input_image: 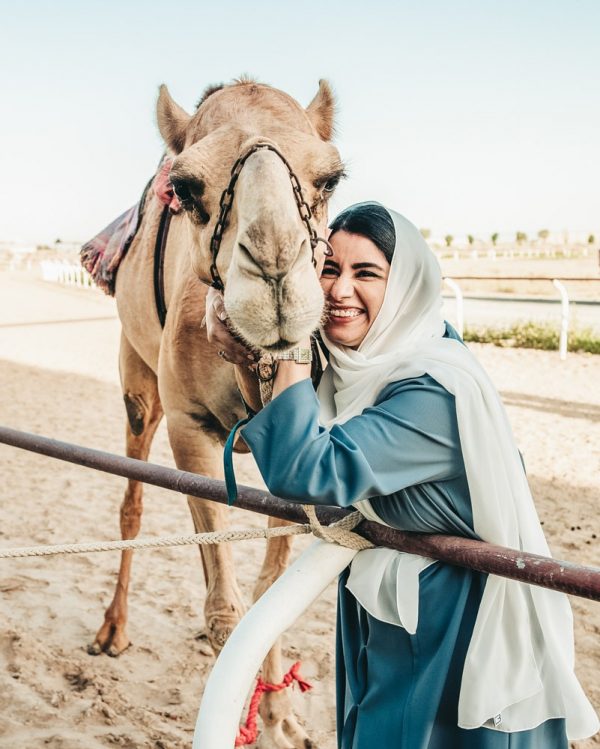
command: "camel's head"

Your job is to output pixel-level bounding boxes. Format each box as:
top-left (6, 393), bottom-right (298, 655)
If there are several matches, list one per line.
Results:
top-left (157, 79), bottom-right (344, 352)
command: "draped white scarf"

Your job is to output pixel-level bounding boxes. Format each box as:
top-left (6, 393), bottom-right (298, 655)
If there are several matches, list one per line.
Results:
top-left (316, 207), bottom-right (598, 738)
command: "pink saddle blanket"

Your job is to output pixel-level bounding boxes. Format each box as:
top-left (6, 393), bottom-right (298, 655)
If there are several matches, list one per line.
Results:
top-left (80, 157), bottom-right (180, 295)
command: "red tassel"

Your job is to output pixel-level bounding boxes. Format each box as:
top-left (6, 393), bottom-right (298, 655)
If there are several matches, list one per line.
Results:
top-left (234, 662), bottom-right (312, 747)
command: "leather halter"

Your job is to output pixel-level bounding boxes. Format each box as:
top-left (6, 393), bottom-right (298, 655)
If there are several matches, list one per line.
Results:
top-left (152, 143), bottom-right (332, 328)
top-left (153, 206), bottom-right (171, 328)
top-left (208, 142), bottom-right (332, 292)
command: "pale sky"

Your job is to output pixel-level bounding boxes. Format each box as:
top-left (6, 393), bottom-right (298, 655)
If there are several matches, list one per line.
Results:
top-left (1, 0), bottom-right (599, 244)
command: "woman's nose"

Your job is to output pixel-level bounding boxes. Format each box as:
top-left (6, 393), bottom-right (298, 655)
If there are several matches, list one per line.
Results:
top-left (329, 276), bottom-right (354, 301)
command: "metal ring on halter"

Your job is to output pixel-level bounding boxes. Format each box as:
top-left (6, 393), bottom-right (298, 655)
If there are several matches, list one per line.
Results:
top-left (218, 350), bottom-right (227, 360)
top-left (313, 236), bottom-right (334, 257)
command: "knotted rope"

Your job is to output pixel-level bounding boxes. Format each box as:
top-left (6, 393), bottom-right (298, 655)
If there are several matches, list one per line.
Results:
top-left (0, 508), bottom-right (371, 559)
top-left (302, 505), bottom-right (374, 551)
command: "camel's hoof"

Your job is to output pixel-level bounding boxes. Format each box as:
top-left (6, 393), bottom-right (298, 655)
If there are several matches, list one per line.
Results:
top-left (107, 641), bottom-right (130, 657)
top-left (206, 616), bottom-right (238, 654)
top-left (258, 716), bottom-right (316, 749)
top-left (87, 641), bottom-right (103, 656)
top-left (88, 622), bottom-right (130, 657)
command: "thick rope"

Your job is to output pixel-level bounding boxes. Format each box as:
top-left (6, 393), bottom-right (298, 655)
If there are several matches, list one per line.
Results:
top-left (0, 525), bottom-right (310, 559)
top-left (0, 507), bottom-right (371, 559)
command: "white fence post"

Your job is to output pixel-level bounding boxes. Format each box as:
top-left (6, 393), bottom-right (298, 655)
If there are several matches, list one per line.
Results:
top-left (552, 279), bottom-right (569, 360)
top-left (193, 540), bottom-right (357, 749)
top-left (444, 277), bottom-right (464, 338)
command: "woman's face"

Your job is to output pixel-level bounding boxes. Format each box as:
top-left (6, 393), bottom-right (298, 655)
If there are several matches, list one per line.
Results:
top-left (320, 230), bottom-right (390, 349)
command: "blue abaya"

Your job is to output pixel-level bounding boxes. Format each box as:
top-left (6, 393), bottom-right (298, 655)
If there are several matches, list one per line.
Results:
top-left (240, 331), bottom-right (567, 748)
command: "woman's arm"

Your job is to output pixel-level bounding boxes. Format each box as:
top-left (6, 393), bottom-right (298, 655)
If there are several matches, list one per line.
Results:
top-left (242, 377), bottom-right (464, 507)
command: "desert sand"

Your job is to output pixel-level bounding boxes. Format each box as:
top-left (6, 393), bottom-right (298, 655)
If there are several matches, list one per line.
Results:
top-left (0, 270), bottom-right (598, 748)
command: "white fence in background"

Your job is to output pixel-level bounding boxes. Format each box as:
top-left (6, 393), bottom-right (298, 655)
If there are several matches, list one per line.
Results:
top-left (40, 260), bottom-right (95, 289)
top-left (443, 277), bottom-right (574, 359)
top-left (443, 278), bottom-right (464, 337)
top-left (436, 245), bottom-right (595, 262)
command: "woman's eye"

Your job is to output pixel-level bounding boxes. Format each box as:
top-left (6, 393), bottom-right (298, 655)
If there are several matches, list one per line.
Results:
top-left (320, 268), bottom-right (339, 277)
top-left (356, 270), bottom-right (378, 278)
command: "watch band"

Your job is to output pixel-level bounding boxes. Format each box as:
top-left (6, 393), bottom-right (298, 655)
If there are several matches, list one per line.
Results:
top-left (273, 347), bottom-right (312, 364)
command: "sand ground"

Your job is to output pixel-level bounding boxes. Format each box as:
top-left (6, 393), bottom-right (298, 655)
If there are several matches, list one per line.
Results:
top-left (0, 271), bottom-right (598, 748)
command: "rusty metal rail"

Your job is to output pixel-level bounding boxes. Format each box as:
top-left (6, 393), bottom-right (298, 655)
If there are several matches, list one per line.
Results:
top-left (1, 425), bottom-right (599, 602)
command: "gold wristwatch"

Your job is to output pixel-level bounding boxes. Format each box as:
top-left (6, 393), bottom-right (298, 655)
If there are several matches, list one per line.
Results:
top-left (273, 347), bottom-right (313, 364)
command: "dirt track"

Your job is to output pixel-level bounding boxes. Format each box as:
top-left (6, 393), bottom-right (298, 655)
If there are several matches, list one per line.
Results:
top-left (0, 271), bottom-right (598, 748)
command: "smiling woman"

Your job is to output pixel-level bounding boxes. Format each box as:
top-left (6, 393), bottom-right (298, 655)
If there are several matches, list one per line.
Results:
top-left (208, 201), bottom-right (598, 748)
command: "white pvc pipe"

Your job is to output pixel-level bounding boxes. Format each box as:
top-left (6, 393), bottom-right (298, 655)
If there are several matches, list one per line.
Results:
top-left (193, 539), bottom-right (357, 749)
top-left (552, 279), bottom-right (569, 360)
top-left (444, 277), bottom-right (464, 338)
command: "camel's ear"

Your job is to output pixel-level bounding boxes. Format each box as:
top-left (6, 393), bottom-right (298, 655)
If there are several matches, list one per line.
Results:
top-left (306, 79), bottom-right (336, 141)
top-left (157, 84), bottom-right (192, 155)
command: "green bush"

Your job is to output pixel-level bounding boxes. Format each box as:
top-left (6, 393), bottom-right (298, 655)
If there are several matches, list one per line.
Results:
top-left (463, 322), bottom-right (600, 354)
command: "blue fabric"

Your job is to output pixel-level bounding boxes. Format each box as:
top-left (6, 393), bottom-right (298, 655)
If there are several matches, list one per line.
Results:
top-left (223, 417), bottom-right (250, 505)
top-left (240, 324), bottom-right (567, 748)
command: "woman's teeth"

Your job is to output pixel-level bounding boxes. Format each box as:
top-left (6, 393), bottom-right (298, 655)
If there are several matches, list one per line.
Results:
top-left (330, 309), bottom-right (362, 318)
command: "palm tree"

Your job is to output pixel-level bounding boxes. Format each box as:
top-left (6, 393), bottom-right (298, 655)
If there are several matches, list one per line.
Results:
top-left (444, 234), bottom-right (454, 248)
top-left (537, 229), bottom-right (549, 242)
top-left (588, 234), bottom-right (595, 246)
top-left (467, 234), bottom-right (475, 246)
top-left (516, 231), bottom-right (527, 245)
top-left (490, 232), bottom-right (499, 246)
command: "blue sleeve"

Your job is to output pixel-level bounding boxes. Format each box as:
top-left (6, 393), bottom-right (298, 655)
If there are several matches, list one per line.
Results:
top-left (241, 376), bottom-right (465, 507)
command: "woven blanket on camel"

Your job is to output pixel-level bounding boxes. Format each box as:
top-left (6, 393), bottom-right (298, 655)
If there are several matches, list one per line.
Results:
top-left (80, 157), bottom-right (181, 296)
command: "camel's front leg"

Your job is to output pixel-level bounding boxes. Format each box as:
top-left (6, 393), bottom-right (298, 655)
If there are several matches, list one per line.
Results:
top-left (255, 517), bottom-right (315, 749)
top-left (166, 414), bottom-right (245, 654)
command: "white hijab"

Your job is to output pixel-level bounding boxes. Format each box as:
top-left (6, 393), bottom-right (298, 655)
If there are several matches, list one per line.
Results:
top-left (317, 206), bottom-right (598, 738)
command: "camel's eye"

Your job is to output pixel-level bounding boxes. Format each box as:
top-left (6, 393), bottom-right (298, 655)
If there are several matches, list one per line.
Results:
top-left (315, 170), bottom-right (345, 198)
top-left (322, 176), bottom-right (340, 193)
top-left (170, 175), bottom-right (209, 224)
top-left (171, 177), bottom-right (192, 205)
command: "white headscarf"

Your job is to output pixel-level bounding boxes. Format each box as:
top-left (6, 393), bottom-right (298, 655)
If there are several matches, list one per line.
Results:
top-left (317, 206), bottom-right (598, 738)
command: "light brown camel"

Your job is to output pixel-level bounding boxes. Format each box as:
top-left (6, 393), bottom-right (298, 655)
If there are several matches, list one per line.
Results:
top-left (89, 78), bottom-right (344, 748)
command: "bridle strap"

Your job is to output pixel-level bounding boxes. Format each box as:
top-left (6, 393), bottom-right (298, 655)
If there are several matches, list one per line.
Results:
top-left (208, 143), bottom-right (331, 292)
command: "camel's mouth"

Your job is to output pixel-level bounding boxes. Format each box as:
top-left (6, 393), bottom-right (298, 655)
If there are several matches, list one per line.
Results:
top-left (262, 338), bottom-right (295, 353)
top-left (224, 264), bottom-right (324, 354)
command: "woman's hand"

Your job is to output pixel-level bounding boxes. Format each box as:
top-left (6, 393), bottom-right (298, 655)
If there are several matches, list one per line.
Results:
top-left (205, 287), bottom-right (255, 365)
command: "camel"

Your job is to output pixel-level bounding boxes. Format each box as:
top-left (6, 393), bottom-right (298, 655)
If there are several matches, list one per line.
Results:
top-left (89, 78), bottom-right (344, 748)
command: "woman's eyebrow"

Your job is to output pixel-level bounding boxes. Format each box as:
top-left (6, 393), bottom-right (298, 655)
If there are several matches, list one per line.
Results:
top-left (323, 259), bottom-right (340, 269)
top-left (351, 262), bottom-right (385, 271)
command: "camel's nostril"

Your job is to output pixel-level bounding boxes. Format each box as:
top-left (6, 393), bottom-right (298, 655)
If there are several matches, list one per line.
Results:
top-left (237, 242), bottom-right (264, 277)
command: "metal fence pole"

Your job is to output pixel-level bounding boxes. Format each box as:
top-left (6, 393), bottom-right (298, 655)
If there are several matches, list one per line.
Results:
top-left (552, 279), bottom-right (570, 360)
top-left (443, 277), bottom-right (464, 337)
top-left (1, 425), bottom-right (599, 601)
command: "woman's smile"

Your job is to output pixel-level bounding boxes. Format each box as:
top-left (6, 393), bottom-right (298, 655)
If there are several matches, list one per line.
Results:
top-left (329, 305), bottom-right (365, 320)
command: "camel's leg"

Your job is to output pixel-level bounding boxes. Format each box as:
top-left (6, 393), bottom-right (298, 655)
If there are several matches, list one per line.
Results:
top-left (165, 413), bottom-right (246, 654)
top-left (89, 335), bottom-right (163, 657)
top-left (255, 517), bottom-right (314, 749)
